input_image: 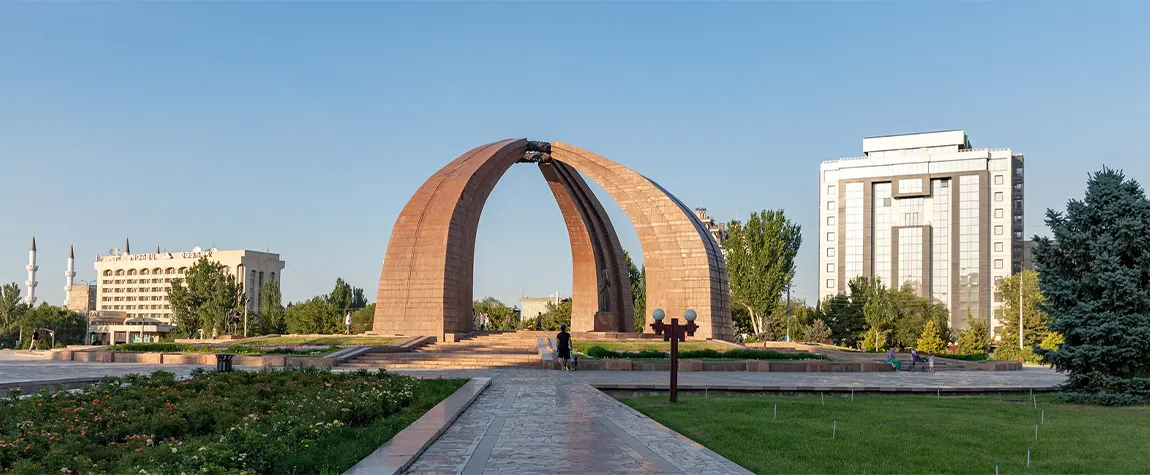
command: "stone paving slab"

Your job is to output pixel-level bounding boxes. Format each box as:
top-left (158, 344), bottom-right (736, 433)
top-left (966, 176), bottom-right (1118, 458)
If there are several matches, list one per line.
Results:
top-left (405, 369), bottom-right (752, 475)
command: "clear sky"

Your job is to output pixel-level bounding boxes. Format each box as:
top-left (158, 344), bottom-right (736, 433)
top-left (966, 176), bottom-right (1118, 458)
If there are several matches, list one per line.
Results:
top-left (2, 2), bottom-right (1147, 309)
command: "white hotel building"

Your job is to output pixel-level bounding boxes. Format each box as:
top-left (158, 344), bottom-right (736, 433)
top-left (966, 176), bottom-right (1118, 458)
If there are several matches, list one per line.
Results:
top-left (818, 130), bottom-right (1024, 335)
top-left (91, 242), bottom-right (284, 343)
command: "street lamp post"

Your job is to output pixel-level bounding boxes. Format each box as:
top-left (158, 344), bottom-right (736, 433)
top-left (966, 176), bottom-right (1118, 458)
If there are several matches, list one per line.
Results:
top-left (650, 308), bottom-right (698, 403)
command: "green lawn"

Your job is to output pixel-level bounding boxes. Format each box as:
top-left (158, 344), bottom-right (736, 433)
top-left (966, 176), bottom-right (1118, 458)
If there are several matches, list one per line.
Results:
top-left (621, 394), bottom-right (1150, 474)
top-left (573, 341), bottom-right (734, 353)
top-left (255, 336), bottom-right (399, 346)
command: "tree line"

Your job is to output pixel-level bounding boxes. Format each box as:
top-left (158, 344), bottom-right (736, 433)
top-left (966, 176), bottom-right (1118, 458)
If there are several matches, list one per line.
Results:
top-left (0, 283), bottom-right (87, 349)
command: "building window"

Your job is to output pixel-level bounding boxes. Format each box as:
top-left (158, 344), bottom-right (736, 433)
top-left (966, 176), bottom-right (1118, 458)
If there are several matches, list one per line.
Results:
top-left (995, 175), bottom-right (1004, 185)
top-left (994, 259), bottom-right (1004, 269)
top-left (883, 197), bottom-right (891, 207)
top-left (826, 263), bottom-right (835, 272)
top-left (995, 192), bottom-right (1003, 202)
top-left (826, 279), bottom-right (834, 289)
top-left (898, 179), bottom-right (923, 194)
top-left (827, 201), bottom-right (836, 211)
top-left (827, 216), bottom-right (835, 226)
top-left (995, 209), bottom-right (1003, 218)
top-left (827, 184), bottom-right (836, 196)
top-left (826, 232), bottom-right (835, 242)
top-left (994, 225), bottom-right (1004, 235)
top-left (995, 242), bottom-right (1003, 252)
top-left (826, 248), bottom-right (835, 257)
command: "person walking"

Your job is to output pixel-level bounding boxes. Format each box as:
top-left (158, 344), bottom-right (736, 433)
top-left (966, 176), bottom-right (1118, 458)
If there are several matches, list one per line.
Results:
top-left (556, 324), bottom-right (572, 371)
top-left (535, 312), bottom-right (543, 331)
top-left (344, 311), bottom-right (352, 335)
top-left (28, 330), bottom-right (39, 351)
top-left (928, 354), bottom-right (936, 374)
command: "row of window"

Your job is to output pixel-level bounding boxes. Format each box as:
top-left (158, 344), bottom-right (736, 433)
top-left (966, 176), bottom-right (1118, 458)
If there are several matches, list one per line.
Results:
top-left (100, 304), bottom-right (172, 311)
top-left (101, 296), bottom-right (167, 302)
top-left (103, 278), bottom-right (177, 285)
top-left (102, 268), bottom-right (186, 277)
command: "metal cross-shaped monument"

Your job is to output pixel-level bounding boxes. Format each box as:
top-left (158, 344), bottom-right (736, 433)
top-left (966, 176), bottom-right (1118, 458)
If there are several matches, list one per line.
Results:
top-left (650, 308), bottom-right (698, 403)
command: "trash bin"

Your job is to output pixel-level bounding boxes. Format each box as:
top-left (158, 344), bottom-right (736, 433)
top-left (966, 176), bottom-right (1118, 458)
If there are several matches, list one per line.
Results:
top-left (215, 353), bottom-right (235, 373)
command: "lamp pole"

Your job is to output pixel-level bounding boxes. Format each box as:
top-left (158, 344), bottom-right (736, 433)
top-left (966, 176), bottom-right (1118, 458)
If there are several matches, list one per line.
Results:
top-left (651, 308), bottom-right (699, 403)
top-left (1019, 272), bottom-right (1025, 350)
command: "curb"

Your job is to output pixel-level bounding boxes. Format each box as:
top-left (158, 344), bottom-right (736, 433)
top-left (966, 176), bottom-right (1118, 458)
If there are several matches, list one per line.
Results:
top-left (344, 377), bottom-right (491, 475)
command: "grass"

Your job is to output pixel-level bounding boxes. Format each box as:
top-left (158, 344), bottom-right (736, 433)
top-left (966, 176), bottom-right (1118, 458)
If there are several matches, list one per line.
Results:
top-left (255, 336), bottom-right (399, 346)
top-left (620, 394), bottom-right (1150, 474)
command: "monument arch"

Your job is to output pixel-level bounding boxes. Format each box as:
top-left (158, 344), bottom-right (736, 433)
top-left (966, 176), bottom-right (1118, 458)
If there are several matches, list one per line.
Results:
top-left (373, 139), bottom-right (731, 340)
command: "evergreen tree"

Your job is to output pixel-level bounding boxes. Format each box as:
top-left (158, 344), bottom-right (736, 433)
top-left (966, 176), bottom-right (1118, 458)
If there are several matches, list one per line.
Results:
top-left (955, 314), bottom-right (990, 355)
top-left (916, 320), bottom-right (946, 354)
top-left (255, 281), bottom-right (286, 335)
top-left (801, 319), bottom-right (832, 344)
top-left (625, 250), bottom-right (646, 333)
top-left (1035, 168), bottom-right (1150, 405)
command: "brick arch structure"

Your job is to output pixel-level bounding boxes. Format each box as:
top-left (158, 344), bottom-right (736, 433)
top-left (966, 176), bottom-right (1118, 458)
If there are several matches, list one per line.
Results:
top-left (373, 138), bottom-right (732, 340)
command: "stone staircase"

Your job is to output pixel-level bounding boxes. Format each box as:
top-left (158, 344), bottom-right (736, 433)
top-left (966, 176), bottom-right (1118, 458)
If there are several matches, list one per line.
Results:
top-left (339, 332), bottom-right (544, 369)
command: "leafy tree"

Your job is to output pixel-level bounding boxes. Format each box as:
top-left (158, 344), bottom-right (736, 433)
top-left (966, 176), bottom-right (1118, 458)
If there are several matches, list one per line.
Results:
top-left (15, 304), bottom-right (87, 349)
top-left (0, 283), bottom-right (29, 347)
top-left (916, 320), bottom-right (946, 354)
top-left (801, 319), bottom-right (832, 344)
top-left (167, 258), bottom-right (246, 338)
top-left (861, 328), bottom-right (888, 352)
top-left (473, 297), bottom-right (519, 331)
top-left (1040, 331), bottom-right (1064, 352)
top-left (625, 250), bottom-right (646, 333)
top-left (539, 299), bottom-right (572, 331)
top-left (862, 281), bottom-right (895, 348)
top-left (284, 297), bottom-right (339, 334)
top-left (325, 278), bottom-right (367, 313)
top-left (993, 270), bottom-right (1050, 363)
top-left (254, 281), bottom-right (286, 335)
top-left (721, 210), bottom-right (802, 336)
top-left (350, 303), bottom-right (375, 334)
top-left (819, 284), bottom-right (868, 347)
top-left (1034, 168), bottom-right (1150, 405)
top-left (955, 312), bottom-right (990, 355)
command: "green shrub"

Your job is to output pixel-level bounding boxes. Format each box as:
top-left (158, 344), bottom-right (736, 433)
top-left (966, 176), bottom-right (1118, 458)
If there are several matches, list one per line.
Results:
top-left (582, 345), bottom-right (827, 361)
top-left (946, 352), bottom-right (989, 361)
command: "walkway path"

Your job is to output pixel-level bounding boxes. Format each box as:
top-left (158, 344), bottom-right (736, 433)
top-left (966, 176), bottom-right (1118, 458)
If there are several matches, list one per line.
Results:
top-left (404, 369), bottom-right (751, 475)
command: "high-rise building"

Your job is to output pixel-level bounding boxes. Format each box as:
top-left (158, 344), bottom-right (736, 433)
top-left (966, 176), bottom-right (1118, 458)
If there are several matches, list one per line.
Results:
top-left (818, 130), bottom-right (1024, 335)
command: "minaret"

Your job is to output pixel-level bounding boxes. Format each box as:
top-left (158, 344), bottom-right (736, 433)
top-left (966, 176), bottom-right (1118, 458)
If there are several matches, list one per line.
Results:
top-left (25, 236), bottom-right (38, 306)
top-left (64, 243), bottom-right (76, 305)
top-left (124, 235), bottom-right (130, 255)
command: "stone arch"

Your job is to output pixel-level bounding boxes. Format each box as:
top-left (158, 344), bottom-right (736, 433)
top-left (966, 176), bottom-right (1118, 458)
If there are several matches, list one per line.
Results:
top-left (374, 139), bottom-right (731, 340)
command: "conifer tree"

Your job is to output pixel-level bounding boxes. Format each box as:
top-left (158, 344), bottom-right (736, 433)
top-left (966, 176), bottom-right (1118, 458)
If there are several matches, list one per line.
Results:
top-left (1035, 168), bottom-right (1150, 405)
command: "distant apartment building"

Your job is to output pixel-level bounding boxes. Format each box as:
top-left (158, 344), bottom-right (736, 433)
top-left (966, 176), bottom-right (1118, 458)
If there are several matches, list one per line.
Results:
top-left (91, 241), bottom-right (284, 343)
top-left (519, 296), bottom-right (561, 322)
top-left (694, 208), bottom-right (728, 245)
top-left (66, 284), bottom-right (96, 313)
top-left (818, 130), bottom-right (1025, 335)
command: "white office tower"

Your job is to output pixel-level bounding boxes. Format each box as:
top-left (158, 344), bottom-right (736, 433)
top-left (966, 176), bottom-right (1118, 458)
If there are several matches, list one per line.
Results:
top-left (818, 130), bottom-right (1024, 336)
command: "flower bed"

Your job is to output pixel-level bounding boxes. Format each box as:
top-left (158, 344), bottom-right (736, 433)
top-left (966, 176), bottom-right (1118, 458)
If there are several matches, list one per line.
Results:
top-left (109, 342), bottom-right (339, 356)
top-left (581, 345), bottom-right (830, 361)
top-left (0, 368), bottom-right (465, 474)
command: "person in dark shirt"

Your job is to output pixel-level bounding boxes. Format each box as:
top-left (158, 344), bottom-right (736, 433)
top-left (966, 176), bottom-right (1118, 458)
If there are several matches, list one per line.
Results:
top-left (556, 324), bottom-right (572, 371)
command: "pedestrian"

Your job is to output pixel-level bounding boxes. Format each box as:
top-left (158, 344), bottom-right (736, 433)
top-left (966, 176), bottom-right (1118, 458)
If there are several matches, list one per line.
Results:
top-left (29, 330), bottom-right (39, 351)
top-left (928, 354), bottom-right (936, 374)
top-left (344, 311), bottom-right (352, 335)
top-left (556, 324), bottom-right (572, 371)
top-left (535, 312), bottom-right (543, 331)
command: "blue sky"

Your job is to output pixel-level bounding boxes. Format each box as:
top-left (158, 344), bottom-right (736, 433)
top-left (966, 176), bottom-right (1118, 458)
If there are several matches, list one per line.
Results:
top-left (2, 2), bottom-right (1147, 308)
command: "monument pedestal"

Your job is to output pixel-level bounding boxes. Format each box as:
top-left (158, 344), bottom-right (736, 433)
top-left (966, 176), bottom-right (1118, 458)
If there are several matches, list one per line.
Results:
top-left (593, 312), bottom-right (615, 332)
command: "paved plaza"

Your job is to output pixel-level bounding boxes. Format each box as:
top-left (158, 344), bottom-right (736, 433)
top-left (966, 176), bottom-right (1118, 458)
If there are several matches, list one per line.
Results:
top-left (1, 354), bottom-right (1068, 474)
